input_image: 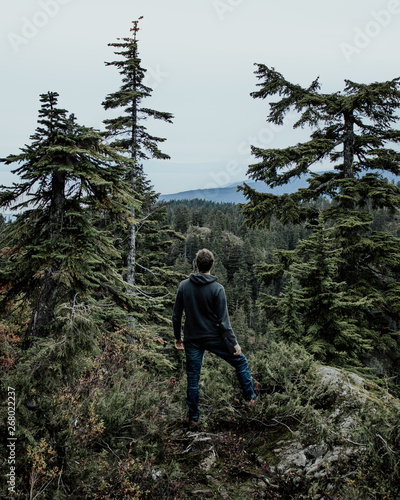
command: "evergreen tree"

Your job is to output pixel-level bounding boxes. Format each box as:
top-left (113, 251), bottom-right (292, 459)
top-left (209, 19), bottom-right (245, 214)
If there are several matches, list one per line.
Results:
top-left (0, 92), bottom-right (134, 341)
top-left (241, 67), bottom-right (400, 365)
top-left (191, 206), bottom-right (206, 227)
top-left (241, 67), bottom-right (400, 225)
top-left (276, 275), bottom-right (304, 343)
top-left (134, 180), bottom-right (185, 322)
top-left (223, 242), bottom-right (244, 282)
top-left (0, 213), bottom-right (6, 231)
top-left (173, 204), bottom-right (190, 234)
top-left (281, 216), bottom-right (373, 365)
top-left (173, 254), bottom-right (192, 275)
top-left (297, 218), bottom-right (376, 365)
top-left (102, 18), bottom-right (174, 327)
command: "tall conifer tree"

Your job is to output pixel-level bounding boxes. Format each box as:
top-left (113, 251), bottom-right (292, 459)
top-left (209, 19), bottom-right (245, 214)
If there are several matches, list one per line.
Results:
top-left (102, 18), bottom-right (174, 327)
top-left (0, 92), bottom-right (135, 342)
top-left (262, 215), bottom-right (374, 365)
top-left (241, 67), bottom-right (400, 363)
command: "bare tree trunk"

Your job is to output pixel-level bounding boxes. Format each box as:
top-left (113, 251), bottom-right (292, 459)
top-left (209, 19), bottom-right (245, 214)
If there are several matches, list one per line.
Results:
top-left (126, 204), bottom-right (136, 329)
top-left (26, 271), bottom-right (61, 337)
top-left (26, 170), bottom-right (65, 338)
top-left (126, 42), bottom-right (138, 329)
top-left (126, 214), bottom-right (136, 287)
top-left (343, 110), bottom-right (355, 178)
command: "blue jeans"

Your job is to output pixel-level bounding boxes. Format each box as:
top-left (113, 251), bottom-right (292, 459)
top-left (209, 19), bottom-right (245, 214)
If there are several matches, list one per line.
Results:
top-left (184, 338), bottom-right (256, 419)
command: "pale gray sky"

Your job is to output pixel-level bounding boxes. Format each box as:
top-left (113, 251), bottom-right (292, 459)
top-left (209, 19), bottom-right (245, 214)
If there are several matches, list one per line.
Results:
top-left (1, 0), bottom-right (400, 194)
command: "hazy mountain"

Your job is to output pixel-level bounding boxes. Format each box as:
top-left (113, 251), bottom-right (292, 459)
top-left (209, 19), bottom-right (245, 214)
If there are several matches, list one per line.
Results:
top-left (160, 172), bottom-right (400, 203)
top-left (160, 175), bottom-right (311, 203)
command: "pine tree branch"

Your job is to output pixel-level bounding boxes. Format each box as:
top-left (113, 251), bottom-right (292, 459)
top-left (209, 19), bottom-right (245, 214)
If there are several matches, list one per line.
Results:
top-left (136, 204), bottom-right (165, 231)
top-left (376, 433), bottom-right (397, 455)
top-left (133, 286), bottom-right (170, 300)
top-left (135, 262), bottom-right (159, 277)
top-left (98, 440), bottom-right (121, 460)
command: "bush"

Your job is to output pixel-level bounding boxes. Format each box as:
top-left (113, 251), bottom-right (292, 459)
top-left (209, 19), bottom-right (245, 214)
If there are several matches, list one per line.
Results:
top-left (0, 326), bottom-right (184, 499)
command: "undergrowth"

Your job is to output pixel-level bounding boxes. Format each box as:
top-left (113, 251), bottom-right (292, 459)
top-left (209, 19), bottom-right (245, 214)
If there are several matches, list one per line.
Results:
top-left (1, 330), bottom-right (400, 498)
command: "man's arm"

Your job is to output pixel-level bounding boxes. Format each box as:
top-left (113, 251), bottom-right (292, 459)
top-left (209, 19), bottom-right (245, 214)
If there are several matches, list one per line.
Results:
top-left (172, 286), bottom-right (184, 342)
top-left (216, 286), bottom-right (241, 355)
top-left (175, 339), bottom-right (184, 350)
top-left (233, 344), bottom-right (242, 356)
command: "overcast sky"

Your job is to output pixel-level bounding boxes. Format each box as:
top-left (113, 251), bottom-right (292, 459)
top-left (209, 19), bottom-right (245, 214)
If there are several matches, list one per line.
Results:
top-left (1, 0), bottom-right (400, 195)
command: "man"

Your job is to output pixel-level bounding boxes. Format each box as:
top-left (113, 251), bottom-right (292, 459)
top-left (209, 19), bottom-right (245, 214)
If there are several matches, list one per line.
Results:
top-left (172, 248), bottom-right (256, 429)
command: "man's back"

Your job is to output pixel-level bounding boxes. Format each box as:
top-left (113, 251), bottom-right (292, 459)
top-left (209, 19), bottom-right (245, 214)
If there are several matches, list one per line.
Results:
top-left (172, 273), bottom-right (236, 344)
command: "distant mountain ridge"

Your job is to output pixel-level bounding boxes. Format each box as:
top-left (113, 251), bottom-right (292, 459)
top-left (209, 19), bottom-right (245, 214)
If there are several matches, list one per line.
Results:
top-left (159, 178), bottom-right (309, 204)
top-left (159, 172), bottom-right (400, 203)
top-left (159, 172), bottom-right (311, 203)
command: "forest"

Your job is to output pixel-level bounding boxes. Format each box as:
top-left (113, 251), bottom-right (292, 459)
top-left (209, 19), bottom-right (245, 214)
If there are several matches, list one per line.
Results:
top-left (1, 18), bottom-right (400, 500)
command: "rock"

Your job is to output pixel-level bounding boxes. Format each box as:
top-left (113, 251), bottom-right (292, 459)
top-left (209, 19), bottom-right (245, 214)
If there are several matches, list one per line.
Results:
top-left (192, 489), bottom-right (213, 497)
top-left (315, 365), bottom-right (367, 398)
top-left (305, 443), bottom-right (328, 460)
top-left (151, 468), bottom-right (162, 481)
top-left (256, 479), bottom-right (268, 490)
top-left (241, 485), bottom-right (256, 492)
top-left (206, 475), bottom-right (230, 499)
top-left (276, 440), bottom-right (308, 471)
top-left (200, 448), bottom-right (217, 471)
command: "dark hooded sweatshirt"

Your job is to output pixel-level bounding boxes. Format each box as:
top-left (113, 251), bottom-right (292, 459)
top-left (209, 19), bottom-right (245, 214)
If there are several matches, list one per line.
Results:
top-left (172, 273), bottom-right (237, 347)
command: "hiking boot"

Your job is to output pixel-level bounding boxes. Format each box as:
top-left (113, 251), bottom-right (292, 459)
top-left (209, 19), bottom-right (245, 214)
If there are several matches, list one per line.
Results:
top-left (243, 395), bottom-right (257, 409)
top-left (184, 415), bottom-right (199, 430)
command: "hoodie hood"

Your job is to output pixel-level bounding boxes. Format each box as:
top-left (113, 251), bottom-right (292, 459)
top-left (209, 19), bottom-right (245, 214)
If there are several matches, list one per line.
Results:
top-left (189, 273), bottom-right (218, 285)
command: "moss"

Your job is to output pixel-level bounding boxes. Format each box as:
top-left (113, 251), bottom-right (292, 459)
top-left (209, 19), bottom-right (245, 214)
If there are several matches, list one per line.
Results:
top-left (253, 428), bottom-right (294, 466)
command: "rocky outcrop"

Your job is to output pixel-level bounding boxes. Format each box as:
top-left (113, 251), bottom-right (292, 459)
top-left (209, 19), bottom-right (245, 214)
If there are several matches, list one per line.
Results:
top-left (164, 363), bottom-right (400, 498)
top-left (252, 365), bottom-right (395, 497)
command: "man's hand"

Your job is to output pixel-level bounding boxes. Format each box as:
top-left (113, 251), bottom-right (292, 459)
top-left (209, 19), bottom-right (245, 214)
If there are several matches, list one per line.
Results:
top-left (233, 343), bottom-right (242, 356)
top-left (175, 339), bottom-right (184, 350)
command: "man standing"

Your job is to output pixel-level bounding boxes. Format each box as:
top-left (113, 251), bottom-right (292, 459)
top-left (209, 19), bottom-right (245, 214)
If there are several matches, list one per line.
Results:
top-left (173, 248), bottom-right (256, 429)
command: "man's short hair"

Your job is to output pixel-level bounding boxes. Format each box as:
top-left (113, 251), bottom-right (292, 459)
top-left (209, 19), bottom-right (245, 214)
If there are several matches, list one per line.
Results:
top-left (196, 248), bottom-right (215, 273)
